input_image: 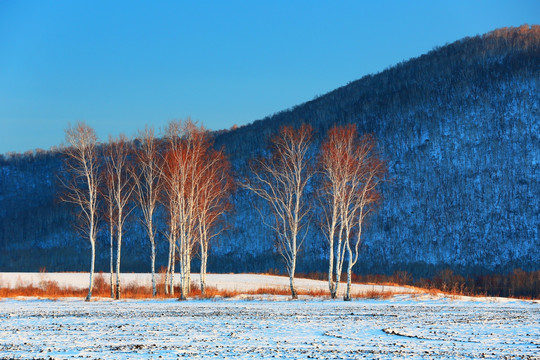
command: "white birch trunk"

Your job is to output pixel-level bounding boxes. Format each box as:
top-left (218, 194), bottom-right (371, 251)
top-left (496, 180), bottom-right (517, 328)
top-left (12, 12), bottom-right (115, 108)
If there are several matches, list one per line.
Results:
top-left (328, 243), bottom-right (335, 298)
top-left (164, 243), bottom-right (171, 295)
top-left (186, 244), bottom-right (192, 295)
top-left (170, 245), bottom-right (175, 296)
top-left (150, 235), bottom-right (156, 297)
top-left (179, 237), bottom-right (189, 300)
top-left (109, 229), bottom-right (114, 299)
top-left (344, 240), bottom-right (353, 301)
top-left (331, 220), bottom-right (346, 298)
top-left (200, 239), bottom-right (207, 296)
top-left (327, 200), bottom-right (338, 299)
top-left (200, 255), bottom-right (207, 296)
top-left (115, 226), bottom-right (122, 300)
top-left (86, 238), bottom-right (95, 301)
top-left (289, 258), bottom-right (297, 299)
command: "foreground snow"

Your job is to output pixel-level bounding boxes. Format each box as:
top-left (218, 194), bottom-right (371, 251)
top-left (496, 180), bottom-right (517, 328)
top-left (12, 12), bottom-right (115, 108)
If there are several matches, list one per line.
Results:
top-left (0, 296), bottom-right (538, 359)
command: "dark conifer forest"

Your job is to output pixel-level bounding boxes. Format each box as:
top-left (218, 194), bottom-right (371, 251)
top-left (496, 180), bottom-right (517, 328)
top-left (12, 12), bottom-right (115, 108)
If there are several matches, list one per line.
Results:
top-left (1, 26), bottom-right (538, 278)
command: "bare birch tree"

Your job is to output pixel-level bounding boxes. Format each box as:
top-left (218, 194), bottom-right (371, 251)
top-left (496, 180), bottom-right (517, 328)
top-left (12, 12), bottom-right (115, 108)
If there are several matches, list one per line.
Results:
top-left (319, 124), bottom-right (359, 298)
top-left (163, 185), bottom-right (179, 296)
top-left (162, 120), bottom-right (206, 300)
top-left (60, 122), bottom-right (100, 301)
top-left (104, 134), bottom-right (134, 300)
top-left (131, 126), bottom-right (162, 297)
top-left (320, 125), bottom-right (386, 300)
top-left (242, 124), bottom-right (314, 299)
top-left (162, 121), bottom-right (183, 296)
top-left (101, 170), bottom-right (116, 298)
top-left (344, 134), bottom-right (386, 301)
top-left (179, 121), bottom-right (206, 300)
top-left (196, 146), bottom-right (232, 296)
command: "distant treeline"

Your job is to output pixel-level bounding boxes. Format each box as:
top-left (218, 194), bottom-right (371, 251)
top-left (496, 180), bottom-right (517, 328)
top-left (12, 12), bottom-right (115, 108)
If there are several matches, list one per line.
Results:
top-left (297, 268), bottom-right (540, 299)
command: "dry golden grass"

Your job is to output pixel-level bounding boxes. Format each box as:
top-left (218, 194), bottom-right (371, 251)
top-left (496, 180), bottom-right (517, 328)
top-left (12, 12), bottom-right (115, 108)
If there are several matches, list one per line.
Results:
top-left (0, 273), bottom-right (168, 300)
top-left (355, 289), bottom-right (395, 299)
top-left (0, 281), bottom-right (332, 299)
top-left (0, 273), bottom-right (407, 300)
top-left (0, 281), bottom-right (87, 299)
top-left (189, 285), bottom-right (328, 298)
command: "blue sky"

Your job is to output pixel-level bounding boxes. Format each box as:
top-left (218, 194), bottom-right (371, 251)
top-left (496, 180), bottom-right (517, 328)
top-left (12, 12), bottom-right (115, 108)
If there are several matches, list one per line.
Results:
top-left (0, 1), bottom-right (538, 154)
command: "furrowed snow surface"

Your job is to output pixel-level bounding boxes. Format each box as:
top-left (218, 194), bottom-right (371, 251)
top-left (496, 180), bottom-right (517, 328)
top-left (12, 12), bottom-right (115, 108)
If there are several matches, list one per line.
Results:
top-left (0, 296), bottom-right (538, 359)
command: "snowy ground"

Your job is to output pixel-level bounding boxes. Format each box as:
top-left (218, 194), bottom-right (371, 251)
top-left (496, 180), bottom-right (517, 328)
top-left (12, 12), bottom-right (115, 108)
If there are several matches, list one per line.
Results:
top-left (0, 296), bottom-right (538, 359)
top-left (0, 274), bottom-right (538, 359)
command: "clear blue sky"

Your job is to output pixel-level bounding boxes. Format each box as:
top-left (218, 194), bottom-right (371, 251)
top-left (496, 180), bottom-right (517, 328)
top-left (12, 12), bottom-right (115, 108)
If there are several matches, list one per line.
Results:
top-left (0, 1), bottom-right (538, 154)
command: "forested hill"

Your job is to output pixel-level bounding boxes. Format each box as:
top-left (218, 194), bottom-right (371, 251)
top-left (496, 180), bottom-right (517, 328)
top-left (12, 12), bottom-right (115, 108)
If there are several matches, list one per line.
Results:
top-left (216, 25), bottom-right (539, 159)
top-left (1, 25), bottom-right (538, 276)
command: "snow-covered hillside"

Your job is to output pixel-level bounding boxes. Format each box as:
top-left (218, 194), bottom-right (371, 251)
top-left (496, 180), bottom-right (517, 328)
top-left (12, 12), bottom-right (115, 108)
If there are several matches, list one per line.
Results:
top-left (0, 26), bottom-right (538, 276)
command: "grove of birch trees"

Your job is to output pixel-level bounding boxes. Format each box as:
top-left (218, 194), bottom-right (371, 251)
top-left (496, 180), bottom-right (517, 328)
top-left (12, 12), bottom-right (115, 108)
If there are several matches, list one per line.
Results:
top-left (61, 120), bottom-right (385, 300)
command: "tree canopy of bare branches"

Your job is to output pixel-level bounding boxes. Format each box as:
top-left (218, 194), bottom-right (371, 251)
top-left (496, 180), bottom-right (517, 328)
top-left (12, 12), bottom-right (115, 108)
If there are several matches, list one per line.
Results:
top-left (104, 134), bottom-right (135, 300)
top-left (196, 143), bottom-right (233, 296)
top-left (162, 120), bottom-right (211, 299)
top-left (131, 126), bottom-right (162, 297)
top-left (319, 125), bottom-right (386, 300)
top-left (242, 124), bottom-right (314, 299)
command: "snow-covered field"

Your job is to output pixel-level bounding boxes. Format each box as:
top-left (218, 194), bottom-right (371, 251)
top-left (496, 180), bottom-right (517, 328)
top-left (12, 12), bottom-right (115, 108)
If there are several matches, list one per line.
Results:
top-left (0, 274), bottom-right (538, 359)
top-left (0, 272), bottom-right (416, 296)
top-left (1, 297), bottom-right (538, 359)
